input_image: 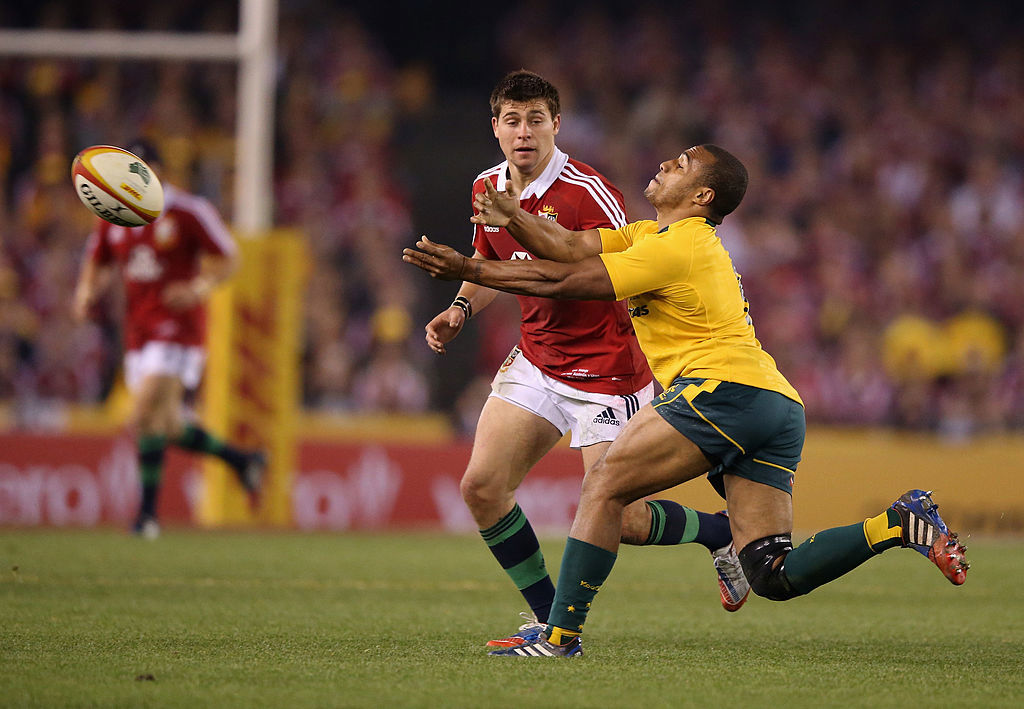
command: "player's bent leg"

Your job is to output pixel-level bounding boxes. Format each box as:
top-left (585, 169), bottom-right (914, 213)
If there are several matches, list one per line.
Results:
top-left (130, 374), bottom-right (183, 538)
top-left (460, 397), bottom-right (562, 527)
top-left (463, 396), bottom-right (564, 638)
top-left (540, 405), bottom-right (713, 646)
top-left (571, 405), bottom-right (713, 550)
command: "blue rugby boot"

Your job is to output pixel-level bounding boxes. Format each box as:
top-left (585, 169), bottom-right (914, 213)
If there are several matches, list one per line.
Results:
top-left (488, 633), bottom-right (583, 658)
top-left (486, 612), bottom-right (546, 648)
top-left (891, 489), bottom-right (969, 585)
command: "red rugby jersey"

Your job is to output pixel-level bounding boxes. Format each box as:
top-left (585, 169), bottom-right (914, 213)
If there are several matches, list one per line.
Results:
top-left (85, 185), bottom-right (236, 351)
top-left (472, 148), bottom-right (652, 395)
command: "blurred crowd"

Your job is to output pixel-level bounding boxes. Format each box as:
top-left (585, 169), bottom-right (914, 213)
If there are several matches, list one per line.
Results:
top-left (2, 1), bottom-right (1023, 438)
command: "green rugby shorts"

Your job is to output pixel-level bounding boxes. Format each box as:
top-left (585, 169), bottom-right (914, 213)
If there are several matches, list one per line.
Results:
top-left (653, 377), bottom-right (805, 498)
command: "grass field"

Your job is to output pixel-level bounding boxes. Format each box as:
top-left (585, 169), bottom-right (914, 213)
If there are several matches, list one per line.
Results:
top-left (1, 529), bottom-right (1021, 708)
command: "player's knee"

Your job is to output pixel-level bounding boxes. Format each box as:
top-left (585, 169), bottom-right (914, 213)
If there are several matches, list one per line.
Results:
top-left (579, 459), bottom-right (627, 504)
top-left (132, 406), bottom-right (161, 436)
top-left (459, 469), bottom-right (508, 515)
top-left (738, 534), bottom-right (802, 601)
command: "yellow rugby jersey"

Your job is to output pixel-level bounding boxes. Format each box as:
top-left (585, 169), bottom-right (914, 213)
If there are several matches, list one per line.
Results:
top-left (598, 216), bottom-right (802, 403)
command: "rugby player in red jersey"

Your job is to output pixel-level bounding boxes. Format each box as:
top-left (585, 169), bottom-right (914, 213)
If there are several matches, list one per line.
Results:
top-left (422, 72), bottom-right (749, 647)
top-left (73, 140), bottom-right (264, 538)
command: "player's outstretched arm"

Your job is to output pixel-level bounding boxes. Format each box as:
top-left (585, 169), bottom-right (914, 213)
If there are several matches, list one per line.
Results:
top-left (72, 261), bottom-right (112, 321)
top-left (424, 276), bottom-right (498, 355)
top-left (471, 180), bottom-right (602, 263)
top-left (404, 236), bottom-right (615, 300)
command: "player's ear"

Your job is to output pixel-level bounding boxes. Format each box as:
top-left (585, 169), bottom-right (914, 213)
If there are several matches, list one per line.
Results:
top-left (694, 186), bottom-right (715, 207)
top-left (552, 114), bottom-right (560, 135)
top-left (492, 115), bottom-right (500, 138)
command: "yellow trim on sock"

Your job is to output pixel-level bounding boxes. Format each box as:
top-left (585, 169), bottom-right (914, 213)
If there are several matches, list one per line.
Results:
top-left (547, 626), bottom-right (581, 645)
top-left (863, 511), bottom-right (902, 551)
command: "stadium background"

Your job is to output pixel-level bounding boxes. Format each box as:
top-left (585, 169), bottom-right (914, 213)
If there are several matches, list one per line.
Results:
top-left (1, 0), bottom-right (1023, 534)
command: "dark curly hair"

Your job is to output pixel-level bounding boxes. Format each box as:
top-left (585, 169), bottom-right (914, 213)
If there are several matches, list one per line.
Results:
top-left (489, 70), bottom-right (560, 119)
top-left (700, 144), bottom-right (748, 223)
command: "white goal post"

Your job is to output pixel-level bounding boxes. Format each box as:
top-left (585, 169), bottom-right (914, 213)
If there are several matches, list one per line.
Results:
top-left (0, 0), bottom-right (277, 233)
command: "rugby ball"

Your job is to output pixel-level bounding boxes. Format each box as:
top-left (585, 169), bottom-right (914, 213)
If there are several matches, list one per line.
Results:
top-left (71, 145), bottom-right (164, 227)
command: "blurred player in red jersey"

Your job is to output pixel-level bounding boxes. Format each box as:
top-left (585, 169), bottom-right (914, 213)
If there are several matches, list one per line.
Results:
top-left (423, 72), bottom-right (749, 647)
top-left (73, 140), bottom-right (264, 539)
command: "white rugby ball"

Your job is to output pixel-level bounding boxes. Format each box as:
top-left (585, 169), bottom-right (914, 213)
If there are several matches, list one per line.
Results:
top-left (71, 145), bottom-right (164, 227)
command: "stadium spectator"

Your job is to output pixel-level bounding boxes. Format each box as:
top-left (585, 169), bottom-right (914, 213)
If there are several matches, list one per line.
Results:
top-left (72, 140), bottom-right (265, 538)
top-left (0, 1), bottom-right (1022, 436)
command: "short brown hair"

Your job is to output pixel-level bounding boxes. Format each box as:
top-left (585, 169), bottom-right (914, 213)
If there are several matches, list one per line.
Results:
top-left (700, 144), bottom-right (749, 222)
top-left (489, 70), bottom-right (560, 119)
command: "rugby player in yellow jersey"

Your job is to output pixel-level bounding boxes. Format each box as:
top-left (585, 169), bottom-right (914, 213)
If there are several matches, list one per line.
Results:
top-left (404, 144), bottom-right (969, 658)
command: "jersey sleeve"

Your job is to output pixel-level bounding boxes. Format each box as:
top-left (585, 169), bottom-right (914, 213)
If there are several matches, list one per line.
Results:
top-left (599, 230), bottom-right (693, 300)
top-left (187, 196), bottom-right (236, 256)
top-left (84, 222), bottom-right (111, 264)
top-left (598, 226), bottom-right (632, 254)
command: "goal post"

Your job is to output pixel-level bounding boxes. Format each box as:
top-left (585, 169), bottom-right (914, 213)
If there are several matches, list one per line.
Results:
top-left (0, 0), bottom-right (277, 232)
top-left (1, 1), bottom-right (303, 528)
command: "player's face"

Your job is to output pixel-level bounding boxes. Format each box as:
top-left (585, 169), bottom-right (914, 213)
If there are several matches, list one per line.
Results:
top-left (492, 101), bottom-right (560, 177)
top-left (644, 146), bottom-right (708, 208)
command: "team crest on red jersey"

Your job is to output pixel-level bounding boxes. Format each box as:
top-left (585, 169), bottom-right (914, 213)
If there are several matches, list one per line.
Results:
top-left (538, 205), bottom-right (558, 221)
top-left (154, 216), bottom-right (178, 249)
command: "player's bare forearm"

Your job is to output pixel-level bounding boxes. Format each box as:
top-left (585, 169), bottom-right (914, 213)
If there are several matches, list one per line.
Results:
top-left (504, 210), bottom-right (601, 263)
top-left (403, 236), bottom-right (615, 300)
top-left (73, 262), bottom-right (112, 320)
top-left (455, 254), bottom-right (500, 315)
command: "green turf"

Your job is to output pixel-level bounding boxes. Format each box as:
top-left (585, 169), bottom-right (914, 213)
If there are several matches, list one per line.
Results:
top-left (1, 529), bottom-right (1021, 708)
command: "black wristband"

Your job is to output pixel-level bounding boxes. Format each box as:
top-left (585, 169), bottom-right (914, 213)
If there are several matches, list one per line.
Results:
top-left (451, 295), bottom-right (472, 319)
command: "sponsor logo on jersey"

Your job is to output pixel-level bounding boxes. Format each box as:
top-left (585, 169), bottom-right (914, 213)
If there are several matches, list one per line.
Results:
top-left (510, 251), bottom-right (532, 260)
top-left (539, 205), bottom-right (558, 222)
top-left (629, 304), bottom-right (650, 317)
top-left (484, 225), bottom-right (500, 232)
top-left (592, 406), bottom-right (621, 426)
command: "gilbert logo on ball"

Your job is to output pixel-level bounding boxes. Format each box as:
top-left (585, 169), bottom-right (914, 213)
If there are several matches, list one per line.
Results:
top-left (71, 145), bottom-right (165, 227)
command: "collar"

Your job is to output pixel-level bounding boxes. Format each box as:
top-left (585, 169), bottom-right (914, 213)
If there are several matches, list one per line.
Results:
top-left (657, 216), bottom-right (719, 234)
top-left (495, 147), bottom-right (569, 200)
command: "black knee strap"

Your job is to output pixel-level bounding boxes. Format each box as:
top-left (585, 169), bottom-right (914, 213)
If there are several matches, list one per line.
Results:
top-left (738, 535), bottom-right (801, 601)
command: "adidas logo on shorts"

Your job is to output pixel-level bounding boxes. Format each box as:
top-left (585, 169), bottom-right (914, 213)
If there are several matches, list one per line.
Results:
top-left (592, 407), bottom-right (621, 426)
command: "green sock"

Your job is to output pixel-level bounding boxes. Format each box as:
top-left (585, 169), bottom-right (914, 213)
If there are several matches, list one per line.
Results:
top-left (479, 504), bottom-right (554, 623)
top-left (546, 537), bottom-right (617, 641)
top-left (174, 423), bottom-right (248, 471)
top-left (138, 434), bottom-right (166, 487)
top-left (137, 434), bottom-right (167, 518)
top-left (783, 510), bottom-right (902, 594)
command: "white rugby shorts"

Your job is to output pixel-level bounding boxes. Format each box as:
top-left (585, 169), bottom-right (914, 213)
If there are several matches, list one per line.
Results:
top-left (124, 341), bottom-right (206, 392)
top-left (490, 346), bottom-right (654, 448)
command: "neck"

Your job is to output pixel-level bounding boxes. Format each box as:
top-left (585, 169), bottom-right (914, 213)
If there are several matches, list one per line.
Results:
top-left (508, 148), bottom-right (556, 193)
top-left (656, 207), bottom-right (705, 230)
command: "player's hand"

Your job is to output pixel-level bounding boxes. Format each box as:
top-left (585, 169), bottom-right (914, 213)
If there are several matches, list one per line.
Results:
top-left (424, 308), bottom-right (465, 355)
top-left (403, 236), bottom-right (470, 281)
top-left (470, 179), bottom-right (519, 227)
top-left (162, 281), bottom-right (202, 310)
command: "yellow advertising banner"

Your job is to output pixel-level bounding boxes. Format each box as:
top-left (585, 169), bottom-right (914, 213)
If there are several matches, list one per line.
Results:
top-left (199, 231), bottom-right (306, 527)
top-left (660, 428), bottom-right (1024, 536)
